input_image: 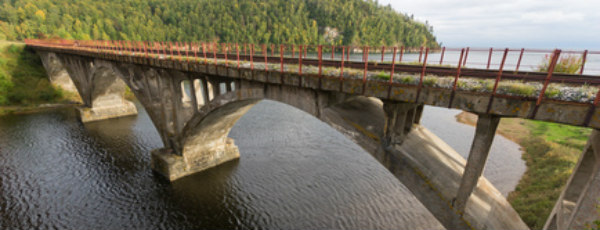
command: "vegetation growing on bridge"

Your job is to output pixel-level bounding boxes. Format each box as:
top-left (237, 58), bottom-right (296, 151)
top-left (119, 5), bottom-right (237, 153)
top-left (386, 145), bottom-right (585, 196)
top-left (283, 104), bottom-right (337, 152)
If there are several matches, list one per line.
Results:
top-left (201, 56), bottom-right (597, 104)
top-left (0, 41), bottom-right (64, 107)
top-left (539, 54), bottom-right (583, 74)
top-left (0, 0), bottom-right (438, 48)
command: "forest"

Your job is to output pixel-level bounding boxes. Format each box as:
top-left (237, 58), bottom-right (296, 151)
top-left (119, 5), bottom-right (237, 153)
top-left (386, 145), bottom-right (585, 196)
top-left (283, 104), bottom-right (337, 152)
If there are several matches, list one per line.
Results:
top-left (0, 0), bottom-right (439, 48)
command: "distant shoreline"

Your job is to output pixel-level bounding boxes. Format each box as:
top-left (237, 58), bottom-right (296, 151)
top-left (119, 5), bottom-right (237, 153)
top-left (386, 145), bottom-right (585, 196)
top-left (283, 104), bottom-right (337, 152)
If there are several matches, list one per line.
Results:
top-left (0, 101), bottom-right (81, 116)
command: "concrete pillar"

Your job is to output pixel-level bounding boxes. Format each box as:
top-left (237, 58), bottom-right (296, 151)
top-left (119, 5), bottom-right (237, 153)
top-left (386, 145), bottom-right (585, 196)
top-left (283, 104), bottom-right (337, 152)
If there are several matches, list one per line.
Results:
top-left (188, 78), bottom-right (199, 112)
top-left (201, 79), bottom-right (211, 103)
top-left (193, 79), bottom-right (205, 108)
top-left (211, 80), bottom-right (221, 96)
top-left (37, 51), bottom-right (78, 94)
top-left (414, 104), bottom-right (424, 124)
top-left (454, 114), bottom-right (501, 213)
top-left (226, 80), bottom-right (232, 92)
top-left (383, 102), bottom-right (418, 146)
top-left (404, 106), bottom-right (417, 134)
top-left (77, 68), bottom-right (138, 123)
top-left (544, 129), bottom-right (600, 230)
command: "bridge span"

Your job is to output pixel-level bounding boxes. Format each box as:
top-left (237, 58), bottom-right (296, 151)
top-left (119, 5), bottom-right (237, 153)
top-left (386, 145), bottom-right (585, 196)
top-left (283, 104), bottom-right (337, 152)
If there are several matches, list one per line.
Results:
top-left (26, 39), bottom-right (600, 230)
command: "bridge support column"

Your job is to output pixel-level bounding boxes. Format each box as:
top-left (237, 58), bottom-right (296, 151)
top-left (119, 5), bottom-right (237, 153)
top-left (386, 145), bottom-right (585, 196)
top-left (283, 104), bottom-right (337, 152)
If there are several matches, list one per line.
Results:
top-left (544, 129), bottom-right (600, 230)
top-left (37, 51), bottom-right (78, 93)
top-left (453, 114), bottom-right (500, 213)
top-left (75, 73), bottom-right (138, 123)
top-left (383, 102), bottom-right (421, 146)
top-left (151, 137), bottom-right (240, 181)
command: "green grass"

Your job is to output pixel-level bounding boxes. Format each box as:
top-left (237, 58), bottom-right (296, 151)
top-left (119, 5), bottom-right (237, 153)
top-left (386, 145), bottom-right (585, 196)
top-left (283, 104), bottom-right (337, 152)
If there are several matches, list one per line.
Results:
top-left (372, 71), bottom-right (390, 80)
top-left (0, 41), bottom-right (64, 106)
top-left (527, 120), bottom-right (591, 149)
top-left (506, 120), bottom-right (591, 229)
top-left (538, 55), bottom-right (582, 74)
top-left (497, 82), bottom-right (537, 97)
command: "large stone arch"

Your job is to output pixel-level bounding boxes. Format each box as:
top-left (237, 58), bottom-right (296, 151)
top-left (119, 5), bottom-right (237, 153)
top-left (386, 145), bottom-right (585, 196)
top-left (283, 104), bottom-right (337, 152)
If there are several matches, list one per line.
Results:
top-left (148, 77), bottom-right (358, 180)
top-left (142, 72), bottom-right (424, 182)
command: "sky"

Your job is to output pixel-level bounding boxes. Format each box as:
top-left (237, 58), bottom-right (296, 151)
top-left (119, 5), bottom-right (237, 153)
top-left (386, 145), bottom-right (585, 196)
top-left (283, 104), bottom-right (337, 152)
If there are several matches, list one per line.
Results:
top-left (378, 0), bottom-right (600, 50)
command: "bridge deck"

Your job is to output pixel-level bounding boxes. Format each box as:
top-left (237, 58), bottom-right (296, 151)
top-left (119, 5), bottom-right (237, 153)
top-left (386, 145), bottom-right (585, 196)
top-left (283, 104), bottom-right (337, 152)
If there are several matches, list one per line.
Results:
top-left (26, 39), bottom-right (600, 129)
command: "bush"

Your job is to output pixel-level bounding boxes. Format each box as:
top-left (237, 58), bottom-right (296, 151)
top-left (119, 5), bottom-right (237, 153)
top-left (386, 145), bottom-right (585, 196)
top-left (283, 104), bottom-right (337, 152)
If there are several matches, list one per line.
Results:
top-left (538, 54), bottom-right (582, 74)
top-left (0, 42), bottom-right (64, 106)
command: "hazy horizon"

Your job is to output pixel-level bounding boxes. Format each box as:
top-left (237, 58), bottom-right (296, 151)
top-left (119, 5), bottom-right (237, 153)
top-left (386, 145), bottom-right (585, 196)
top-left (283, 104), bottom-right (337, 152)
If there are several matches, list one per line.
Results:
top-left (379, 0), bottom-right (600, 50)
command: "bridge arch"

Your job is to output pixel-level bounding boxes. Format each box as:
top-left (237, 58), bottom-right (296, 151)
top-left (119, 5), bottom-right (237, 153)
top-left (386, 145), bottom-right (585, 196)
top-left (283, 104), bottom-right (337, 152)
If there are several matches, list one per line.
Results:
top-left (59, 58), bottom-right (138, 122)
top-left (146, 74), bottom-right (364, 180)
top-left (89, 62), bottom-right (130, 108)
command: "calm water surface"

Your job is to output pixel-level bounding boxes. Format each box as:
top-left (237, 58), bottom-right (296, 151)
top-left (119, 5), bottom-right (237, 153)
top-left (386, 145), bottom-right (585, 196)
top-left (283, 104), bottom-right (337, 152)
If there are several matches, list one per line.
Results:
top-left (1, 101), bottom-right (446, 229)
top-left (420, 106), bottom-right (526, 196)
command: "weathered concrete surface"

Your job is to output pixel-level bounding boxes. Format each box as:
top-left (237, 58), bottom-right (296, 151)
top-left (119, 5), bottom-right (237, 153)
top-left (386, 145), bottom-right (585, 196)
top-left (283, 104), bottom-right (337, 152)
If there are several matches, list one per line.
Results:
top-left (32, 46), bottom-right (600, 130)
top-left (544, 129), bottom-right (600, 230)
top-left (43, 54), bottom-right (138, 122)
top-left (77, 100), bottom-right (137, 123)
top-left (37, 51), bottom-right (78, 93)
top-left (454, 114), bottom-right (501, 212)
top-left (396, 126), bottom-right (529, 230)
top-left (318, 97), bottom-right (526, 230)
top-left (383, 102), bottom-right (421, 146)
top-left (322, 98), bottom-right (470, 230)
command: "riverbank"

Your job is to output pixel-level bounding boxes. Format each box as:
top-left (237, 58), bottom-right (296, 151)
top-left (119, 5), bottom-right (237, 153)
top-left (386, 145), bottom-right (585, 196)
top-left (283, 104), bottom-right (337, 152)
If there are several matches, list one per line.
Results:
top-left (0, 101), bottom-right (82, 116)
top-left (0, 41), bottom-right (141, 116)
top-left (456, 111), bottom-right (591, 229)
top-left (0, 41), bottom-right (70, 109)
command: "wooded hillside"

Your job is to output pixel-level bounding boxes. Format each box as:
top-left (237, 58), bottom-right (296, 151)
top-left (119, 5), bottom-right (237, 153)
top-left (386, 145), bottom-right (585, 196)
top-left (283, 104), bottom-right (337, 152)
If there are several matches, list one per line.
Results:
top-left (0, 0), bottom-right (438, 47)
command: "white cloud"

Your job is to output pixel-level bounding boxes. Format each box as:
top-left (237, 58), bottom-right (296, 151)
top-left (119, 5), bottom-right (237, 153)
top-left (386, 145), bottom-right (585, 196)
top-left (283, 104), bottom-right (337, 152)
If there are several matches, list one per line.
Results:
top-left (520, 11), bottom-right (584, 23)
top-left (378, 0), bottom-right (600, 49)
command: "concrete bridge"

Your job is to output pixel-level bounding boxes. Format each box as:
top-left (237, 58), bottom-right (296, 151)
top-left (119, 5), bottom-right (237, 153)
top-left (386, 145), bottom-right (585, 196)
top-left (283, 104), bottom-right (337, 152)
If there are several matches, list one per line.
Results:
top-left (27, 39), bottom-right (600, 230)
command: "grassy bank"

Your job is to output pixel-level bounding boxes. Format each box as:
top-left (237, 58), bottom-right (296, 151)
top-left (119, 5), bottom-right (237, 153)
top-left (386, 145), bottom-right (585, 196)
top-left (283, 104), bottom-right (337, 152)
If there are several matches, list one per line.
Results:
top-left (456, 112), bottom-right (592, 229)
top-left (0, 41), bottom-right (74, 114)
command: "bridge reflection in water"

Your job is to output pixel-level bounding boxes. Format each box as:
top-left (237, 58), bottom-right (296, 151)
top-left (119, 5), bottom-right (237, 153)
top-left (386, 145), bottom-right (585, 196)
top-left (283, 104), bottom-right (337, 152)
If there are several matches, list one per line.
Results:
top-left (25, 39), bottom-right (600, 230)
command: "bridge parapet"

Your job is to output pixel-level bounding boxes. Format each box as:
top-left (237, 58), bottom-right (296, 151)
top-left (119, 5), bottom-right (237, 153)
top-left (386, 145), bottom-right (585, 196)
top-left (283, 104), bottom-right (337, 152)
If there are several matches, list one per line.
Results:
top-left (25, 39), bottom-right (600, 130)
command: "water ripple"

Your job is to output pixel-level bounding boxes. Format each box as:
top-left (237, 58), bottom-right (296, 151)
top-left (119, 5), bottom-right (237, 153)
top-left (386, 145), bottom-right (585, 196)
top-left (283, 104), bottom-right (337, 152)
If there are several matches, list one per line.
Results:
top-left (1, 101), bottom-right (444, 229)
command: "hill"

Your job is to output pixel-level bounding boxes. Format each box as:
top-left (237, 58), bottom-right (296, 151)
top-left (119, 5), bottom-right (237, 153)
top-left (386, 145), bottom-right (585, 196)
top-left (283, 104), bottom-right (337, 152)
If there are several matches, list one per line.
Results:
top-left (0, 0), bottom-right (438, 47)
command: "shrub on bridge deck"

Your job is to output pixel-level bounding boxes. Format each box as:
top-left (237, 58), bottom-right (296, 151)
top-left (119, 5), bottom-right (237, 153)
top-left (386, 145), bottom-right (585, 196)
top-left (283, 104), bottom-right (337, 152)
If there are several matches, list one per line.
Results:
top-left (538, 54), bottom-right (582, 74)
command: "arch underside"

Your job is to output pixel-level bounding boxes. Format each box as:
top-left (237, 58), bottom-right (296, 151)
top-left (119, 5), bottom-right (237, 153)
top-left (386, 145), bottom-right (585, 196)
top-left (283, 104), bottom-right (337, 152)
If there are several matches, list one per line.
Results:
top-left (58, 55), bottom-right (137, 122)
top-left (125, 69), bottom-right (356, 180)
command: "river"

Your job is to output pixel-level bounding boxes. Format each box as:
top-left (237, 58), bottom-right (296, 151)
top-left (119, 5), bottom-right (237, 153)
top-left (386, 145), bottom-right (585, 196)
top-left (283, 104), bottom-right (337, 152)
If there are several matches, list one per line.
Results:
top-left (0, 100), bottom-right (524, 229)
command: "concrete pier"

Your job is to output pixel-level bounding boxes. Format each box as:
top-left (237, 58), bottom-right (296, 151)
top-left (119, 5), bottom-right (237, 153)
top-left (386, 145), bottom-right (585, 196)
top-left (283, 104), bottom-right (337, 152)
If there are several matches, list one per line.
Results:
top-left (454, 114), bottom-right (501, 213)
top-left (37, 51), bottom-right (78, 93)
top-left (39, 51), bottom-right (138, 122)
